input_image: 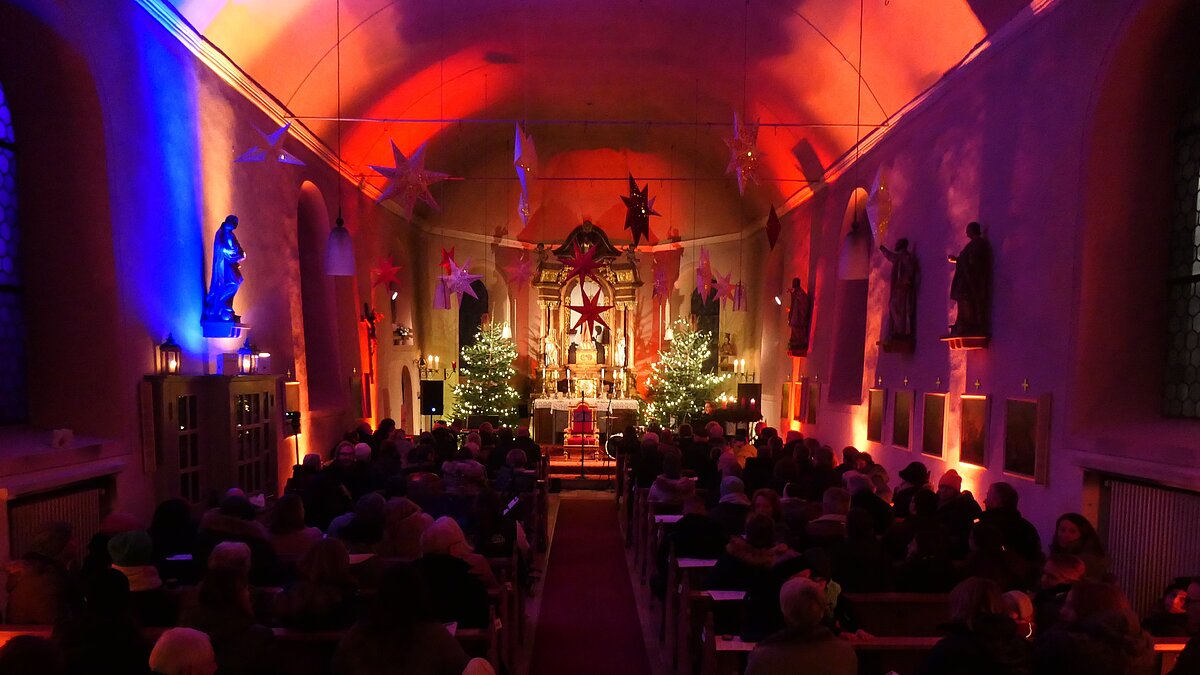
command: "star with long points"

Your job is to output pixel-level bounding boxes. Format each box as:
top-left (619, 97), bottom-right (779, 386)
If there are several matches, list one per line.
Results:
top-left (714, 271), bottom-right (736, 306)
top-left (442, 258), bottom-right (483, 305)
top-left (505, 256), bottom-right (535, 287)
top-left (371, 256), bottom-right (402, 288)
top-left (621, 174), bottom-right (660, 246)
top-left (369, 141), bottom-right (449, 220)
top-left (568, 287), bottom-right (614, 336)
top-left (561, 244), bottom-right (604, 285)
top-left (724, 112), bottom-right (761, 195)
top-left (235, 122), bottom-right (306, 165)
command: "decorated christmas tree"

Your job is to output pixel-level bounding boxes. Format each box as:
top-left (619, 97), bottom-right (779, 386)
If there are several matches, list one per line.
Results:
top-left (452, 322), bottom-right (520, 424)
top-left (644, 320), bottom-right (726, 426)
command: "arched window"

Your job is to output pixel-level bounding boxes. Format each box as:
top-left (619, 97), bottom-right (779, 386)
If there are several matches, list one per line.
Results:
top-left (1165, 91), bottom-right (1200, 418)
top-left (0, 82), bottom-right (28, 425)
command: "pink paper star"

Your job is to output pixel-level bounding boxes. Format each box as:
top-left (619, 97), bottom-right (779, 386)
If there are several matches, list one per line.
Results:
top-left (235, 122), bottom-right (305, 166)
top-left (371, 256), bottom-right (402, 288)
top-left (714, 271), bottom-right (736, 306)
top-left (369, 141), bottom-right (449, 220)
top-left (724, 112), bottom-right (761, 195)
top-left (440, 258), bottom-right (483, 307)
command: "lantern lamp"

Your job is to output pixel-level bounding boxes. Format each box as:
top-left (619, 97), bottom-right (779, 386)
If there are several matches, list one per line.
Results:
top-left (158, 334), bottom-right (182, 374)
top-left (237, 339), bottom-right (254, 375)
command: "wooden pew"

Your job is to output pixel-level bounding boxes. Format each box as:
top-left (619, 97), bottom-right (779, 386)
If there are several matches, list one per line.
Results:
top-left (839, 592), bottom-right (950, 637)
top-left (668, 558), bottom-right (719, 675)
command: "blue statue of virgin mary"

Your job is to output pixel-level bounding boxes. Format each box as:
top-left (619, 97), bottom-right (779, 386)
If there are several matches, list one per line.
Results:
top-left (202, 215), bottom-right (246, 332)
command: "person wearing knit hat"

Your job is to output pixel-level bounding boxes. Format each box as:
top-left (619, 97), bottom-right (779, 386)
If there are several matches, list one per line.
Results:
top-left (418, 516), bottom-right (498, 595)
top-left (938, 469), bottom-right (963, 492)
top-left (3, 521), bottom-right (77, 624)
top-left (893, 461), bottom-right (931, 518)
top-left (934, 468), bottom-right (982, 557)
top-left (108, 529), bottom-right (176, 625)
top-left (710, 476), bottom-right (752, 539)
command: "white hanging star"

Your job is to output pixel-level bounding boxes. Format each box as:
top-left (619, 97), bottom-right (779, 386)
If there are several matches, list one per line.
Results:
top-left (369, 140), bottom-right (449, 220)
top-left (724, 112), bottom-right (761, 195)
top-left (235, 122), bottom-right (305, 166)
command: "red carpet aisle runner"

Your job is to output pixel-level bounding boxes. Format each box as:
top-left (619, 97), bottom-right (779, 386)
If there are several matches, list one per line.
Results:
top-left (530, 498), bottom-right (653, 675)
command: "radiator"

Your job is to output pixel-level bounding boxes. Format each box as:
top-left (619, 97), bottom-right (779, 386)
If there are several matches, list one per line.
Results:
top-left (1103, 477), bottom-right (1200, 617)
top-left (8, 484), bottom-right (105, 565)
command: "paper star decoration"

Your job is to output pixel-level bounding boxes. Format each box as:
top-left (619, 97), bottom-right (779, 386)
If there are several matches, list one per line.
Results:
top-left (561, 244), bottom-right (604, 285)
top-left (714, 271), bottom-right (736, 306)
top-left (568, 288), bottom-right (614, 337)
top-left (866, 166), bottom-right (893, 241)
top-left (517, 190), bottom-right (532, 226)
top-left (438, 258), bottom-right (483, 308)
top-left (370, 256), bottom-right (403, 289)
top-left (695, 247), bottom-right (714, 302)
top-left (621, 174), bottom-right (660, 247)
top-left (235, 122), bottom-right (306, 166)
top-left (505, 256), bottom-right (535, 287)
top-left (724, 112), bottom-right (761, 195)
top-left (369, 140), bottom-right (449, 220)
top-left (514, 124), bottom-right (539, 176)
top-left (439, 247), bottom-right (457, 275)
top-left (766, 204), bottom-right (782, 250)
top-left (733, 282), bottom-right (748, 312)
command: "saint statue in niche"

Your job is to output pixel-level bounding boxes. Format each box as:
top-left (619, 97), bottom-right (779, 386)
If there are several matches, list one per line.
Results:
top-left (614, 332), bottom-right (627, 368)
top-left (947, 221), bottom-right (991, 337)
top-left (786, 278), bottom-right (812, 357)
top-left (543, 335), bottom-right (560, 367)
top-left (202, 215), bottom-right (246, 323)
top-left (879, 237), bottom-right (918, 347)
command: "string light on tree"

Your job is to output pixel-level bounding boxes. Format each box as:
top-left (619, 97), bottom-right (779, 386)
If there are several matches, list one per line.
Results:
top-left (644, 320), bottom-right (726, 426)
top-left (451, 322), bottom-right (519, 424)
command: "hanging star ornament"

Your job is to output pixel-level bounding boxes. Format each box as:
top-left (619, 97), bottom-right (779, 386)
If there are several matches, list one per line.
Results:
top-left (568, 288), bottom-right (614, 337)
top-left (766, 204), bottom-right (782, 250)
top-left (514, 124), bottom-right (539, 176)
top-left (235, 122), bottom-right (306, 166)
top-left (561, 244), bottom-right (604, 285)
top-left (733, 281), bottom-right (748, 312)
top-left (620, 174), bottom-right (660, 247)
top-left (866, 166), bottom-right (893, 241)
top-left (368, 140), bottom-right (449, 220)
top-left (714, 271), bottom-right (736, 306)
top-left (370, 256), bottom-right (403, 289)
top-left (439, 258), bottom-right (483, 308)
top-left (695, 247), bottom-right (714, 302)
top-left (652, 262), bottom-right (669, 302)
top-left (505, 255), bottom-right (535, 287)
top-left (439, 247), bottom-right (457, 275)
top-left (724, 112), bottom-right (761, 195)
top-left (517, 189), bottom-right (532, 226)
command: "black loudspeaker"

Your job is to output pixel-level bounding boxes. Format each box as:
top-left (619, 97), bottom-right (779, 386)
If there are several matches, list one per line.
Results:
top-left (420, 380), bottom-right (444, 415)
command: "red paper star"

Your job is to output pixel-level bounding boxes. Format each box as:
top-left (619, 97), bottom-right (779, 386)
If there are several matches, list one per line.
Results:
top-left (766, 205), bottom-right (782, 250)
top-left (714, 271), bottom-right (736, 306)
top-left (725, 112), bottom-right (761, 195)
top-left (439, 247), bottom-right (456, 274)
top-left (695, 247), bottom-right (714, 302)
top-left (371, 256), bottom-right (403, 288)
top-left (568, 288), bottom-right (614, 336)
top-left (561, 244), bottom-right (604, 285)
top-left (620, 174), bottom-right (661, 247)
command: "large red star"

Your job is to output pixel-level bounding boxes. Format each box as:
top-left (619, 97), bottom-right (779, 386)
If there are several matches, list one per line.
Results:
top-left (371, 256), bottom-right (403, 288)
top-left (561, 244), bottom-right (604, 285)
top-left (714, 271), bottom-right (736, 306)
top-left (439, 247), bottom-right (456, 274)
top-left (568, 288), bottom-right (614, 336)
top-left (620, 174), bottom-right (661, 247)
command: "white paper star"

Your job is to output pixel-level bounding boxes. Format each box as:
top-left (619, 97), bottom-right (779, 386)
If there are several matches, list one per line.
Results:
top-left (724, 112), bottom-right (761, 195)
top-left (235, 122), bottom-right (305, 166)
top-left (369, 141), bottom-right (449, 220)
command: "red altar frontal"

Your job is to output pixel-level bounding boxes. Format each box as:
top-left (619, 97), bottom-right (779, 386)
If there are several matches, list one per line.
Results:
top-left (529, 222), bottom-right (643, 445)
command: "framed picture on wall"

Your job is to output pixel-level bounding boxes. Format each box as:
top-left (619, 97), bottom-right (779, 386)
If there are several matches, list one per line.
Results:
top-left (1004, 395), bottom-right (1051, 484)
top-left (793, 378), bottom-right (805, 421)
top-left (922, 393), bottom-right (946, 457)
top-left (893, 390), bottom-right (913, 448)
top-left (960, 395), bottom-right (989, 466)
top-left (867, 388), bottom-right (885, 443)
top-left (806, 379), bottom-right (820, 425)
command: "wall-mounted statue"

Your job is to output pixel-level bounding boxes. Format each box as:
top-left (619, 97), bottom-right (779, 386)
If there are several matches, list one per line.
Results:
top-left (543, 335), bottom-right (560, 368)
top-left (614, 332), bottom-right (627, 368)
top-left (787, 278), bottom-right (812, 357)
top-left (947, 221), bottom-right (991, 337)
top-left (879, 238), bottom-right (917, 350)
top-left (201, 215), bottom-right (246, 336)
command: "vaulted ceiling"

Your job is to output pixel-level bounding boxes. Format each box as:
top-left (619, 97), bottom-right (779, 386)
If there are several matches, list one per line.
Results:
top-left (174, 0), bottom-right (1032, 242)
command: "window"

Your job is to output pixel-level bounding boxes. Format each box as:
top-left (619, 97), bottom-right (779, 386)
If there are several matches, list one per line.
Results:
top-left (0, 82), bottom-right (28, 425)
top-left (1165, 91), bottom-right (1200, 418)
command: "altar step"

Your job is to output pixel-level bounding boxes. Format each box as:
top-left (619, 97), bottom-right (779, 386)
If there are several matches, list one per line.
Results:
top-left (546, 450), bottom-right (616, 491)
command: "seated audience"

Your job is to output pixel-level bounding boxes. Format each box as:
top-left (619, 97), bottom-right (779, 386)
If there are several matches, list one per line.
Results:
top-left (332, 563), bottom-right (471, 675)
top-left (331, 493), bottom-right (387, 551)
top-left (893, 461), bottom-right (931, 518)
top-left (54, 567), bottom-right (151, 674)
top-left (1033, 581), bottom-right (1154, 675)
top-left (978, 482), bottom-right (1043, 569)
top-left (4, 520), bottom-right (79, 624)
top-left (651, 497), bottom-right (727, 600)
top-left (273, 538), bottom-right (358, 630)
top-left (376, 496), bottom-right (434, 560)
top-left (149, 499), bottom-right (199, 584)
top-left (1049, 512), bottom-right (1108, 582)
top-left (935, 470), bottom-right (982, 557)
top-left (846, 472), bottom-right (894, 535)
top-left (1034, 553), bottom-right (1087, 633)
top-left (745, 576), bottom-right (857, 675)
top-left (805, 487), bottom-right (850, 548)
top-left (493, 448), bottom-right (537, 498)
top-left (648, 450), bottom-right (697, 507)
top-left (0, 635), bottom-right (66, 675)
top-left (414, 517), bottom-right (493, 628)
top-left (1003, 590), bottom-right (1036, 639)
top-left (195, 494), bottom-right (277, 584)
top-left (1169, 578), bottom-right (1200, 675)
top-left (918, 577), bottom-right (1032, 675)
top-left (267, 493), bottom-right (323, 562)
top-left (830, 508), bottom-right (891, 592)
top-left (884, 487), bottom-right (942, 561)
top-left (707, 514), bottom-right (795, 591)
top-left (148, 627), bottom-right (218, 675)
top-left (960, 523), bottom-right (1029, 592)
top-left (709, 476), bottom-right (752, 539)
top-left (108, 529), bottom-right (176, 626)
top-left (464, 489), bottom-right (529, 559)
top-left (442, 444), bottom-right (489, 496)
top-left (1143, 579), bottom-right (1192, 637)
top-left (179, 563), bottom-right (275, 675)
top-left (895, 528), bottom-right (957, 593)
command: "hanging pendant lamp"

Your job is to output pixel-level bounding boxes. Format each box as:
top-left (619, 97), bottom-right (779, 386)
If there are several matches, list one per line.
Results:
top-left (324, 0), bottom-right (355, 276)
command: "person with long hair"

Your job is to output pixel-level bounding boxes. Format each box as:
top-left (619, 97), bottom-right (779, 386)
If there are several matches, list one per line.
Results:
top-left (273, 538), bottom-right (358, 630)
top-left (267, 493), bottom-right (323, 563)
top-left (1034, 581), bottom-right (1154, 675)
top-left (918, 577), bottom-right (1032, 675)
top-left (1048, 512), bottom-right (1108, 582)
